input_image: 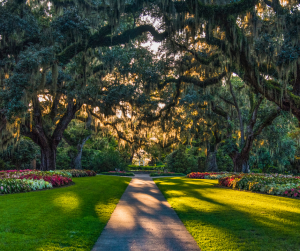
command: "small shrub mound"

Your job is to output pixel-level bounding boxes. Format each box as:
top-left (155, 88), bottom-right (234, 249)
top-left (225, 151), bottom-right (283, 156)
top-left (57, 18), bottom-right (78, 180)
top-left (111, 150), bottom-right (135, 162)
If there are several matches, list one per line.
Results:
top-left (165, 149), bottom-right (198, 174)
top-left (101, 171), bottom-right (134, 176)
top-left (219, 173), bottom-right (300, 198)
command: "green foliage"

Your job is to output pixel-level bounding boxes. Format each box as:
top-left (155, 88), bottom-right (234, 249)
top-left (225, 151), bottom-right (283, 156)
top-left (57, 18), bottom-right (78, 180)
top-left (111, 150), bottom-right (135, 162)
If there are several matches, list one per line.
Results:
top-left (0, 158), bottom-right (6, 170)
top-left (250, 115), bottom-right (297, 173)
top-left (216, 149), bottom-right (233, 172)
top-left (165, 148), bottom-right (198, 174)
top-left (0, 137), bottom-right (39, 169)
top-left (63, 120), bottom-right (92, 147)
top-left (82, 148), bottom-right (126, 173)
top-left (56, 146), bottom-right (72, 170)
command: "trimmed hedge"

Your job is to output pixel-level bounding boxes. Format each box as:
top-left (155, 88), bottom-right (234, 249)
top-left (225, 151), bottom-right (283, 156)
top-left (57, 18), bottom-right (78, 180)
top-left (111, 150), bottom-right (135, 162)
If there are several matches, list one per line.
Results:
top-left (150, 173), bottom-right (186, 177)
top-left (101, 172), bottom-right (134, 176)
top-left (127, 165), bottom-right (164, 171)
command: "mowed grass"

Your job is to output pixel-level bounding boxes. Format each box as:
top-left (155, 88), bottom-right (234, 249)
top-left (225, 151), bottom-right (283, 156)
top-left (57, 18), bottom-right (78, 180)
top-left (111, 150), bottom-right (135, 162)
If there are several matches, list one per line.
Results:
top-left (154, 177), bottom-right (300, 251)
top-left (0, 175), bottom-right (131, 251)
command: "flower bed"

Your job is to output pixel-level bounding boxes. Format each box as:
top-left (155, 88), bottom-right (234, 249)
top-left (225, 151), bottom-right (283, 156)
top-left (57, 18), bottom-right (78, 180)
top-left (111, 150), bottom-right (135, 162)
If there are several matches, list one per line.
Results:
top-left (0, 170), bottom-right (75, 195)
top-left (101, 171), bottom-right (134, 176)
top-left (0, 179), bottom-right (32, 194)
top-left (19, 174), bottom-right (72, 187)
top-left (218, 173), bottom-right (300, 198)
top-left (187, 172), bottom-right (232, 179)
top-left (58, 169), bottom-right (97, 177)
top-left (0, 170), bottom-right (72, 179)
top-left (0, 169), bottom-right (99, 194)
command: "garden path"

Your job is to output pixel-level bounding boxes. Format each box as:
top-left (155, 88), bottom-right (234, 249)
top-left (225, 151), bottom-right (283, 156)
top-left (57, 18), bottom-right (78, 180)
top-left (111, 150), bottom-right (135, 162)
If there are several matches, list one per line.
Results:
top-left (92, 174), bottom-right (200, 251)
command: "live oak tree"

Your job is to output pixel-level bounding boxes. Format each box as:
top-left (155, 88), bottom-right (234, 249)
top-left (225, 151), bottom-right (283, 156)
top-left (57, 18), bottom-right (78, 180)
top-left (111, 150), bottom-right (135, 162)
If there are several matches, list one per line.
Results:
top-left (212, 76), bottom-right (281, 172)
top-left (0, 0), bottom-right (172, 170)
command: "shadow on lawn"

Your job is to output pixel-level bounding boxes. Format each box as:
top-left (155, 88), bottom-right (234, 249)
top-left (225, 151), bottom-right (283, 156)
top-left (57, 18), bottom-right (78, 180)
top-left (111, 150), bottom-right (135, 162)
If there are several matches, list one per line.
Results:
top-left (0, 176), bottom-right (131, 251)
top-left (155, 177), bottom-right (300, 251)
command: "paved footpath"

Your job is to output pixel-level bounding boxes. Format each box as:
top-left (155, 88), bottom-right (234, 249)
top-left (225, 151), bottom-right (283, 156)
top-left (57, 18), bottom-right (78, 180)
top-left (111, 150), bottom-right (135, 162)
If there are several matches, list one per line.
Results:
top-left (92, 174), bottom-right (200, 251)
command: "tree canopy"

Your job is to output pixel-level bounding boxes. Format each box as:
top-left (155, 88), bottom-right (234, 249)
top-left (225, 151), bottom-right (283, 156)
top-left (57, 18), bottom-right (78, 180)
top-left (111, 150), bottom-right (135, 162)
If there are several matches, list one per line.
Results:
top-left (1, 0), bottom-right (300, 173)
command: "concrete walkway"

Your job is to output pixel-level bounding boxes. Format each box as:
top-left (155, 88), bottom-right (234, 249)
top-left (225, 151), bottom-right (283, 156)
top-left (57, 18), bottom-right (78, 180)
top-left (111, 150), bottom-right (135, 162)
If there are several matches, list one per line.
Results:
top-left (92, 174), bottom-right (200, 251)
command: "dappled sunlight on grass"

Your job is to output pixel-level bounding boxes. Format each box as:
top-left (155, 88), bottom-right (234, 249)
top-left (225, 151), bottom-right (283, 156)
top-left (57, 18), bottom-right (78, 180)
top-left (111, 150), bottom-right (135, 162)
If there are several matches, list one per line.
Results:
top-left (155, 177), bottom-right (300, 251)
top-left (54, 192), bottom-right (80, 211)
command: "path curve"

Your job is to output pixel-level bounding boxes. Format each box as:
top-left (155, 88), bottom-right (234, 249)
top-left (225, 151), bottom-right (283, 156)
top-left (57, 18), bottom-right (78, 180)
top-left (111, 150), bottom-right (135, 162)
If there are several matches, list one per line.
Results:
top-left (92, 174), bottom-right (200, 251)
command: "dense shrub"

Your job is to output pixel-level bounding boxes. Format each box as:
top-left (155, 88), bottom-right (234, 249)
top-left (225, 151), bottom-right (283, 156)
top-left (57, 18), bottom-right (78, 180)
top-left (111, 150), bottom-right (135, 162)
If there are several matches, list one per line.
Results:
top-left (216, 150), bottom-right (233, 172)
top-left (56, 147), bottom-right (72, 169)
top-left (0, 137), bottom-right (39, 170)
top-left (165, 149), bottom-right (198, 174)
top-left (82, 148), bottom-right (126, 172)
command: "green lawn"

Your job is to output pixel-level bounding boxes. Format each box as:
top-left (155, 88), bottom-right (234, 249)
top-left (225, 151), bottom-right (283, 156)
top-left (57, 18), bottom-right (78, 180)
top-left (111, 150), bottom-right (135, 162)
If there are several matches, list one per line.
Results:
top-left (154, 177), bottom-right (300, 251)
top-left (0, 175), bottom-right (131, 251)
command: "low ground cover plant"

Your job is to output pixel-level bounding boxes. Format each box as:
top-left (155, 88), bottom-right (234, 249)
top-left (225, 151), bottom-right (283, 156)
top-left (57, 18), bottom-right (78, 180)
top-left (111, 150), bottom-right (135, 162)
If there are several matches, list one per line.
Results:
top-left (219, 173), bottom-right (300, 198)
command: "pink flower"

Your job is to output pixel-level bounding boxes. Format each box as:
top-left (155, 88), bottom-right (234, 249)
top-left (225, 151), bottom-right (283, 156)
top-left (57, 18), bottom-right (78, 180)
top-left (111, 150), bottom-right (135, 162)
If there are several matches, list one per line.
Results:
top-left (294, 193), bottom-right (298, 197)
top-left (291, 189), bottom-right (295, 191)
top-left (284, 191), bottom-right (288, 194)
top-left (0, 186), bottom-right (3, 190)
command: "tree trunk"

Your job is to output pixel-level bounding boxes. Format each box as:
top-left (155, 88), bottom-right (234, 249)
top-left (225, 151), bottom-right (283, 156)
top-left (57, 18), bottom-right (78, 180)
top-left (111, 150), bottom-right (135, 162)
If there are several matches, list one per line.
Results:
top-left (73, 148), bottom-right (83, 169)
top-left (22, 98), bottom-right (81, 171)
top-left (129, 149), bottom-right (135, 164)
top-left (73, 136), bottom-right (90, 169)
top-left (40, 146), bottom-right (57, 170)
top-left (230, 152), bottom-right (249, 173)
top-left (206, 143), bottom-right (218, 172)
